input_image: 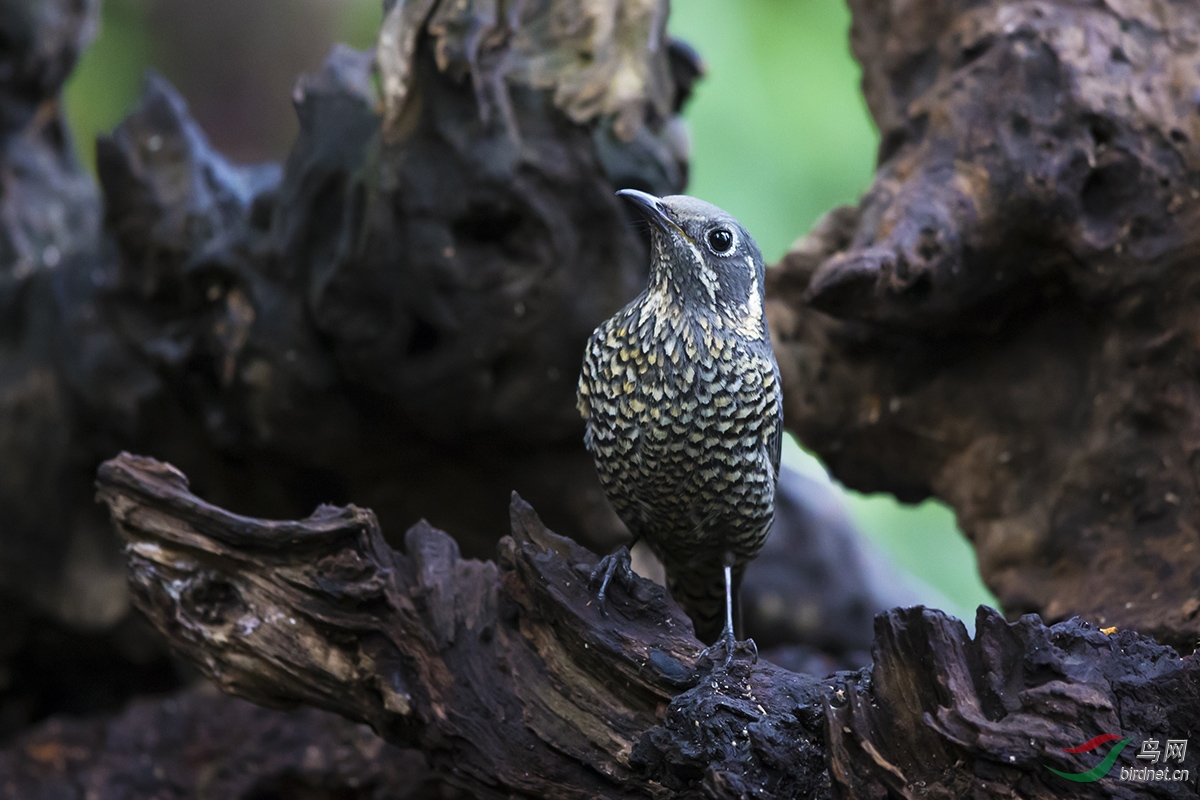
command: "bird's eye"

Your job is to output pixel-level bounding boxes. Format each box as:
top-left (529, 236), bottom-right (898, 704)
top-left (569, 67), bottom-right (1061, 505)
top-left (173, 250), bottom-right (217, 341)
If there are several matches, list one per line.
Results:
top-left (706, 227), bottom-right (734, 254)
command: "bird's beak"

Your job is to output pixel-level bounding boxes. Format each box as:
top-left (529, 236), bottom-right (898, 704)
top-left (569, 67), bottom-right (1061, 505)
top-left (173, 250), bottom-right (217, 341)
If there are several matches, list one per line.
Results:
top-left (616, 189), bottom-right (676, 234)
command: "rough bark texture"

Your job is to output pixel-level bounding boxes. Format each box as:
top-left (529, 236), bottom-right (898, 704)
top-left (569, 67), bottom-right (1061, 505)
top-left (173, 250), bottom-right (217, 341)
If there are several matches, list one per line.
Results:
top-left (95, 452), bottom-right (1199, 799)
top-left (768, 0), bottom-right (1200, 649)
top-left (828, 609), bottom-right (1200, 800)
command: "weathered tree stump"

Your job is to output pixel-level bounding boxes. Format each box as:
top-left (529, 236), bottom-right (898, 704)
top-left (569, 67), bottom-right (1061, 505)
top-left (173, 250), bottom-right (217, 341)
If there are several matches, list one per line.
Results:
top-left (768, 0), bottom-right (1200, 649)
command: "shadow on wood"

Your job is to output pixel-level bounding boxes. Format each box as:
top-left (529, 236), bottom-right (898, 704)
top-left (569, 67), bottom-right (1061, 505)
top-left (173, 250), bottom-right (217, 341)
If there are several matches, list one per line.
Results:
top-left (0, 683), bottom-right (466, 800)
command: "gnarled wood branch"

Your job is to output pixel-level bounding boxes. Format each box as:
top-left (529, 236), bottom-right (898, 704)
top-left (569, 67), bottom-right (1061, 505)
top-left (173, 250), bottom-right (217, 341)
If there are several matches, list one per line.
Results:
top-left (97, 453), bottom-right (1200, 799)
top-left (96, 451), bottom-right (834, 799)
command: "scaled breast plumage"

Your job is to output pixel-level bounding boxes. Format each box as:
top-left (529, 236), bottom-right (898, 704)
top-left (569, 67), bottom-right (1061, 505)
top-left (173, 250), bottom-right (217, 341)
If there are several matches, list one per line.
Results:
top-left (578, 285), bottom-right (782, 558)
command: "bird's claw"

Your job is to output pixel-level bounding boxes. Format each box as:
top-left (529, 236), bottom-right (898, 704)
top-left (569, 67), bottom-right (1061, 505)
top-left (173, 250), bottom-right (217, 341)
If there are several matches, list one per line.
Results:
top-left (698, 631), bottom-right (758, 669)
top-left (590, 545), bottom-right (635, 616)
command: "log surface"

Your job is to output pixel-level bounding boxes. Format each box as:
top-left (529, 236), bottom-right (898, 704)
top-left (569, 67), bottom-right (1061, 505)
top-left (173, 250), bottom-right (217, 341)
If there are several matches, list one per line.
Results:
top-left (98, 452), bottom-right (1200, 799)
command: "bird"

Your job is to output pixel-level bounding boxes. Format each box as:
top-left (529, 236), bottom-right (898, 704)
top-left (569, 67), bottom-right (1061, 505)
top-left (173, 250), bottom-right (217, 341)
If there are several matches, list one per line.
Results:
top-left (576, 189), bottom-right (782, 664)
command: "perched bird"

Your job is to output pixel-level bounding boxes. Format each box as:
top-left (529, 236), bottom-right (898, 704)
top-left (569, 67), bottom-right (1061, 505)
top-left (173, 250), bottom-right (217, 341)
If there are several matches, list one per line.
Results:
top-left (577, 190), bottom-right (782, 663)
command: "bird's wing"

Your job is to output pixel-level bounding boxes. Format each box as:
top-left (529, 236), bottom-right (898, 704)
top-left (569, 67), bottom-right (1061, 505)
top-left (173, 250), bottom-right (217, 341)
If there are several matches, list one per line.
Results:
top-left (767, 359), bottom-right (783, 480)
top-left (577, 339), bottom-right (597, 453)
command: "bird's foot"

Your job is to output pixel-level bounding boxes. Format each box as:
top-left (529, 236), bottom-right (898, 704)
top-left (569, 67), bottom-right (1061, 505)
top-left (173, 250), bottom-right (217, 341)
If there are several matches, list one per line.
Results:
top-left (590, 545), bottom-right (636, 616)
top-left (698, 629), bottom-right (758, 669)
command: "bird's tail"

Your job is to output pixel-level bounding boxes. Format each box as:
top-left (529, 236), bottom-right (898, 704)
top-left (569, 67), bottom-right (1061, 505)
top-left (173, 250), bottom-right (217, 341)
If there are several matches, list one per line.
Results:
top-left (664, 560), bottom-right (745, 645)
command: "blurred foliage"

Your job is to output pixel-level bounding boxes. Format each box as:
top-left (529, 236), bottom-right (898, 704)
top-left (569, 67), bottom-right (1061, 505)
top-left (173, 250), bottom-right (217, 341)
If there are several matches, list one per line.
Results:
top-left (64, 0), bottom-right (150, 172)
top-left (62, 0), bottom-right (995, 616)
top-left (64, 0), bottom-right (382, 170)
top-left (669, 0), bottom-right (877, 262)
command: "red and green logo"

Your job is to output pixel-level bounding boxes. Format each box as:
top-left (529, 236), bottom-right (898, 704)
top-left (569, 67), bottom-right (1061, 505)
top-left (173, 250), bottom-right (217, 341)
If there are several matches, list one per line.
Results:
top-left (1045, 734), bottom-right (1132, 782)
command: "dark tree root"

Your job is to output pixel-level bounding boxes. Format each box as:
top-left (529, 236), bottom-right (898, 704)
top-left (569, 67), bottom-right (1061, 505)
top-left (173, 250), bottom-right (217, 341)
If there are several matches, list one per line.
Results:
top-left (96, 452), bottom-right (1200, 799)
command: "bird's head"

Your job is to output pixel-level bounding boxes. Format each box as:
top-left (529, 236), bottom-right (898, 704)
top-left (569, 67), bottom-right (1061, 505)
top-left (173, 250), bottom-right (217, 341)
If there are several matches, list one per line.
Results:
top-left (617, 189), bottom-right (766, 334)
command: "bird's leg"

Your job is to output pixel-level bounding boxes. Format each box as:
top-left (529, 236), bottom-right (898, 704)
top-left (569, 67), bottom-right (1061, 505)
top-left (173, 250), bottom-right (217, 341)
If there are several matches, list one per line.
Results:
top-left (590, 535), bottom-right (640, 616)
top-left (699, 556), bottom-right (758, 668)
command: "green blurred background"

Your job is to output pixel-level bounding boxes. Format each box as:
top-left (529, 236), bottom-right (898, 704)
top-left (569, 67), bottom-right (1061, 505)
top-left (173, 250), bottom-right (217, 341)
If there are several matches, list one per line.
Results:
top-left (64, 0), bottom-right (996, 618)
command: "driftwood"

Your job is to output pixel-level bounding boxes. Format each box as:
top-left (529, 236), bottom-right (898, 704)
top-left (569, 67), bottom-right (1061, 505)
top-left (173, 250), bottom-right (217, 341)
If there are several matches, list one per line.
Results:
top-left (768, 0), bottom-right (1200, 649)
top-left (94, 452), bottom-right (1198, 799)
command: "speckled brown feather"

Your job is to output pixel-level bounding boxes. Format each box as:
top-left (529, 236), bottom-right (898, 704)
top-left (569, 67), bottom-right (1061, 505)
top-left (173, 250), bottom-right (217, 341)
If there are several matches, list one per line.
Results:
top-left (578, 193), bottom-right (782, 643)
